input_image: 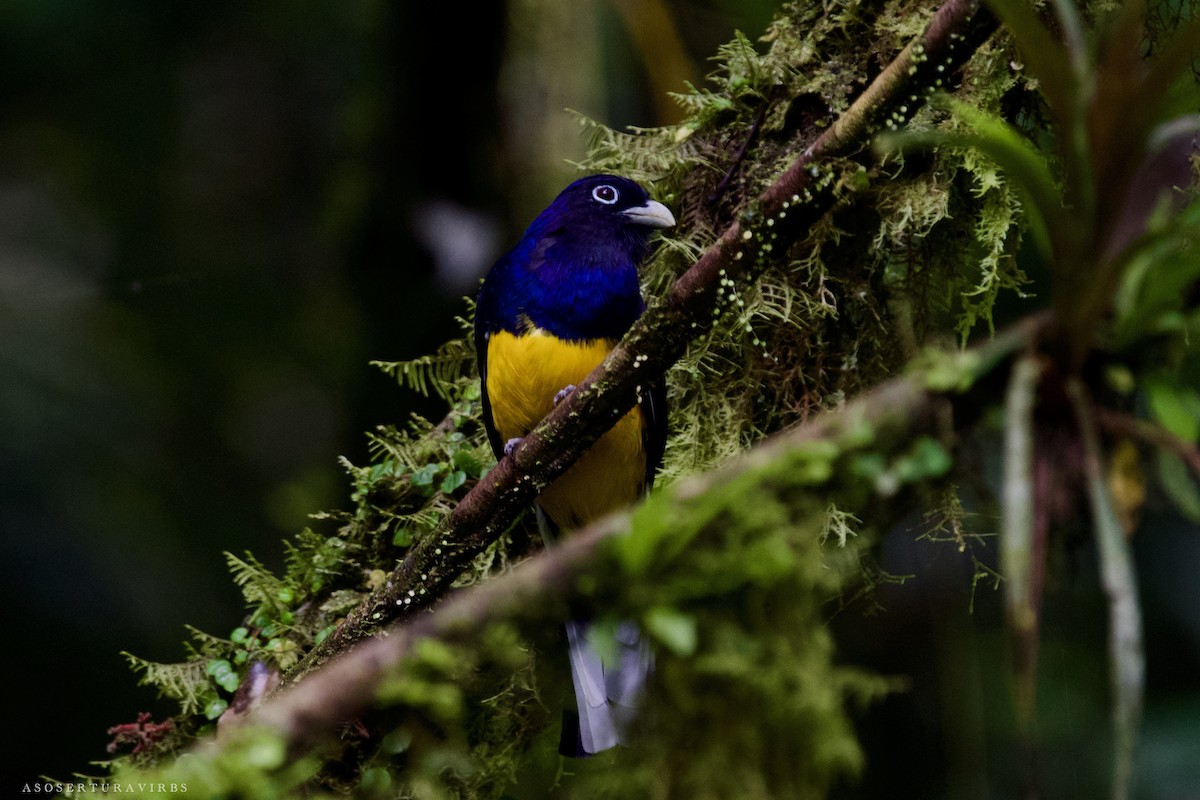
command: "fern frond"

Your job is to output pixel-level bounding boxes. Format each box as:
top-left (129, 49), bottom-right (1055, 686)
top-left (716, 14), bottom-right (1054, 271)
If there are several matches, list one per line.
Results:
top-left (183, 625), bottom-right (234, 656)
top-left (225, 551), bottom-right (286, 610)
top-left (283, 530), bottom-right (358, 594)
top-left (122, 653), bottom-right (210, 717)
top-left (372, 337), bottom-right (476, 400)
top-left (319, 589), bottom-right (367, 616)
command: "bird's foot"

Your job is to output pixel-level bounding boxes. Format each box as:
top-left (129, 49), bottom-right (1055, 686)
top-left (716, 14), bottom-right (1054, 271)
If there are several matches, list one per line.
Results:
top-left (553, 384), bottom-right (577, 406)
top-left (504, 437), bottom-right (524, 457)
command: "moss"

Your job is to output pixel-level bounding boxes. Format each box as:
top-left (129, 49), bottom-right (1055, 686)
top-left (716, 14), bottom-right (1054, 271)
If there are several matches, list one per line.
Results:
top-left (104, 0), bottom-right (1075, 794)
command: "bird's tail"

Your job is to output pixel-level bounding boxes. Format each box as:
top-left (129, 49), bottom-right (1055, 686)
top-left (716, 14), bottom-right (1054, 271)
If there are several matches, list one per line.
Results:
top-left (560, 618), bottom-right (653, 757)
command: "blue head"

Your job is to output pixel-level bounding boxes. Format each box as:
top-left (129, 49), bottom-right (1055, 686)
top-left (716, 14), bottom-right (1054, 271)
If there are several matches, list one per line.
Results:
top-left (479, 174), bottom-right (675, 341)
top-left (527, 175), bottom-right (676, 266)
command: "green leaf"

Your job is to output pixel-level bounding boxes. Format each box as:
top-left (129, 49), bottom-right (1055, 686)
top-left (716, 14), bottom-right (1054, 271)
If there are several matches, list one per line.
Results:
top-left (205, 658), bottom-right (240, 693)
top-left (451, 447), bottom-right (486, 477)
top-left (741, 536), bottom-right (798, 584)
top-left (241, 734), bottom-right (287, 769)
top-left (367, 462), bottom-right (393, 482)
top-left (205, 658), bottom-right (233, 678)
top-left (412, 638), bottom-right (460, 675)
top-left (1112, 192), bottom-right (1200, 342)
top-left (380, 729), bottom-right (413, 755)
top-left (784, 439), bottom-right (840, 485)
top-left (644, 607), bottom-right (698, 656)
top-left (392, 527), bottom-right (414, 547)
top-left (915, 348), bottom-right (983, 393)
top-left (440, 469), bottom-right (467, 494)
top-left (204, 698), bottom-right (228, 720)
top-left (1156, 450), bottom-right (1200, 522)
top-left (944, 100), bottom-right (1066, 260)
top-left (617, 501), bottom-right (678, 575)
top-left (360, 767), bottom-right (394, 794)
top-left (410, 463), bottom-right (440, 486)
top-left (899, 437), bottom-right (953, 481)
top-left (1145, 377), bottom-right (1200, 443)
top-left (851, 452), bottom-right (887, 481)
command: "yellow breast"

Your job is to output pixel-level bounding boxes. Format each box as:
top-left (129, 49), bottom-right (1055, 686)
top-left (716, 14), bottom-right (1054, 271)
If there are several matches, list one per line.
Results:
top-left (487, 329), bottom-right (646, 530)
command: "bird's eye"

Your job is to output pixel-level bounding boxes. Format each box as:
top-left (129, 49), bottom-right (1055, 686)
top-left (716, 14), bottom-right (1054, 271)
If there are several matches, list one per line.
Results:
top-left (592, 184), bottom-right (619, 205)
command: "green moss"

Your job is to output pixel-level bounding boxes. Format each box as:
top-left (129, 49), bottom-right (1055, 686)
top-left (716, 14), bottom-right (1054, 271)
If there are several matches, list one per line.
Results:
top-left (104, 0), bottom-right (1097, 794)
top-left (104, 726), bottom-right (331, 800)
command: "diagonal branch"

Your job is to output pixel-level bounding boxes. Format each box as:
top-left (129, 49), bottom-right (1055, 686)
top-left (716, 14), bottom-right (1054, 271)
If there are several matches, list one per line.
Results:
top-left (230, 311), bottom-right (1048, 754)
top-left (289, 0), bottom-right (998, 683)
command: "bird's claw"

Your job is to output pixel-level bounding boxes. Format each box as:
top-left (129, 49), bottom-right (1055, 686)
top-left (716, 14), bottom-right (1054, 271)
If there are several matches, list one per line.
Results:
top-left (503, 437), bottom-right (523, 457)
top-left (553, 384), bottom-right (577, 406)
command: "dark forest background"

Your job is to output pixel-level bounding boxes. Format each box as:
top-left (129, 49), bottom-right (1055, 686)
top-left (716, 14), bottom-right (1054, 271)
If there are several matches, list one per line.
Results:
top-left (0, 0), bottom-right (775, 785)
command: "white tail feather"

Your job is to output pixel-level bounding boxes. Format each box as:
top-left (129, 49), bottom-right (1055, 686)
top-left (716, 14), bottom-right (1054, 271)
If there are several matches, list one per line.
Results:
top-left (564, 619), bottom-right (652, 755)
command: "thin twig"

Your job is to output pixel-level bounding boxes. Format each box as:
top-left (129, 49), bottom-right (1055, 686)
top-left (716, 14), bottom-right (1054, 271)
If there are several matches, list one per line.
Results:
top-left (1067, 378), bottom-right (1145, 800)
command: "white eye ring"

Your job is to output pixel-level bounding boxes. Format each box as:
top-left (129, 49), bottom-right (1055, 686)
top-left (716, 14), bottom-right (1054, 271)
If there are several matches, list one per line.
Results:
top-left (592, 184), bottom-right (619, 205)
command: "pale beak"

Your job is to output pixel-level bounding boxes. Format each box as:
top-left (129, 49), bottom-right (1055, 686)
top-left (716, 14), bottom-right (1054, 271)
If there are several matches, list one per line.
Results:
top-left (621, 199), bottom-right (676, 229)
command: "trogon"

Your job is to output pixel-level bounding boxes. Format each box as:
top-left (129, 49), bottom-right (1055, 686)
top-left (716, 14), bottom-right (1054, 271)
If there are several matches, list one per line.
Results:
top-left (474, 174), bottom-right (673, 755)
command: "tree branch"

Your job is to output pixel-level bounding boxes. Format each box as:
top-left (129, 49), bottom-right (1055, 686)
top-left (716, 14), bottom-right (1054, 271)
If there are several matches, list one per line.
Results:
top-left (225, 310), bottom-right (1049, 755)
top-left (289, 0), bottom-right (998, 683)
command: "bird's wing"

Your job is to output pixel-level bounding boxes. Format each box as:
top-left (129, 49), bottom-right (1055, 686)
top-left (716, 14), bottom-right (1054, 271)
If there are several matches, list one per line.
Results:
top-left (475, 234), bottom-right (561, 462)
top-left (640, 379), bottom-right (668, 490)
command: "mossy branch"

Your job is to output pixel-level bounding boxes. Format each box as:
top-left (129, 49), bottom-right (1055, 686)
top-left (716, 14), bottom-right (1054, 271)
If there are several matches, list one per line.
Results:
top-left (288, 0), bottom-right (999, 684)
top-left (220, 310), bottom-right (1047, 757)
